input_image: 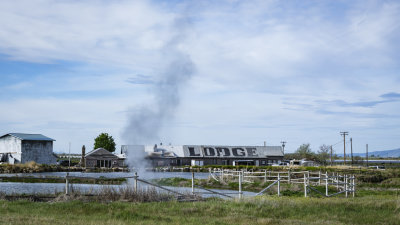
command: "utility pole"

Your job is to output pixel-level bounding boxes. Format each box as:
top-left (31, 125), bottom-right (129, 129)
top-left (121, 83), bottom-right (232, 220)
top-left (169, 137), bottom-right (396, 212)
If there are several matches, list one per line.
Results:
top-left (340, 132), bottom-right (349, 165)
top-left (68, 142), bottom-right (71, 169)
top-left (330, 145), bottom-right (333, 166)
top-left (281, 141), bottom-right (286, 155)
top-left (350, 138), bottom-right (353, 166)
top-left (366, 144), bottom-right (369, 167)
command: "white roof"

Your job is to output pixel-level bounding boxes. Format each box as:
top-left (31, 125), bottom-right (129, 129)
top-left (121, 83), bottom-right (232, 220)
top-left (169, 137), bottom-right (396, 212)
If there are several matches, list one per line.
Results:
top-left (121, 145), bottom-right (283, 158)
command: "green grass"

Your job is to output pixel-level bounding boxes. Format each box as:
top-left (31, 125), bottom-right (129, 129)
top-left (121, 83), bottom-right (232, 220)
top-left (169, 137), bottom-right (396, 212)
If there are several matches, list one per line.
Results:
top-left (0, 195), bottom-right (399, 224)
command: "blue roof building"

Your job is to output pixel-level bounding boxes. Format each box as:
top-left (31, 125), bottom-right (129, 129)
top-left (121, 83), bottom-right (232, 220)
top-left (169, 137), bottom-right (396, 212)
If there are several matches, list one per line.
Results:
top-left (0, 133), bottom-right (57, 164)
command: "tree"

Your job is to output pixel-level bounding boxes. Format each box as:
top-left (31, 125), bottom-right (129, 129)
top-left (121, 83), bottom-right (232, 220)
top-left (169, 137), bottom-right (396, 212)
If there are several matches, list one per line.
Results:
top-left (316, 144), bottom-right (330, 165)
top-left (354, 156), bottom-right (364, 164)
top-left (94, 133), bottom-right (116, 152)
top-left (295, 143), bottom-right (314, 160)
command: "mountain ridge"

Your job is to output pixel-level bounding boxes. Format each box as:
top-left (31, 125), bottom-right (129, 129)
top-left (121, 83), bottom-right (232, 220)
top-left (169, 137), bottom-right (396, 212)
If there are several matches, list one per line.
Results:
top-left (337, 148), bottom-right (400, 158)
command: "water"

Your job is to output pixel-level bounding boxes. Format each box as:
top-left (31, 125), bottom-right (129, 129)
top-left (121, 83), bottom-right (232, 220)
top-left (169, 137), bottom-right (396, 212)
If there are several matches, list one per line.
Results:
top-left (0, 171), bottom-right (210, 179)
top-left (0, 172), bottom-right (255, 198)
top-left (0, 182), bottom-right (120, 195)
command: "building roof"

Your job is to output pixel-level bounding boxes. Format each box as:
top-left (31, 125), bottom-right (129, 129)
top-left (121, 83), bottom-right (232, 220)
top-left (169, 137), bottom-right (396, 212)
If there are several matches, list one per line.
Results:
top-left (182, 145), bottom-right (284, 158)
top-left (121, 145), bottom-right (284, 158)
top-left (0, 133), bottom-right (55, 141)
top-left (85, 148), bottom-right (119, 159)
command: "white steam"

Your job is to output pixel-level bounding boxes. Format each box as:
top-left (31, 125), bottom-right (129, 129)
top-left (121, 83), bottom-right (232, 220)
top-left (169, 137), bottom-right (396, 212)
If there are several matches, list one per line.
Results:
top-left (122, 17), bottom-right (195, 171)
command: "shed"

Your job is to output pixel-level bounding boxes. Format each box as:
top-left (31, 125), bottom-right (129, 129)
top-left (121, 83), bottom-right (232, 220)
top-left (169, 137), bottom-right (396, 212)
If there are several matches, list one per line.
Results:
top-left (0, 133), bottom-right (57, 164)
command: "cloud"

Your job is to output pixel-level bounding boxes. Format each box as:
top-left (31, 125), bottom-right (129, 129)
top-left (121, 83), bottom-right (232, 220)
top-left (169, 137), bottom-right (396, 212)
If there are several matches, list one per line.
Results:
top-left (315, 92), bottom-right (400, 109)
top-left (0, 0), bottom-right (174, 66)
top-left (0, 0), bottom-right (400, 152)
top-left (125, 75), bottom-right (155, 85)
top-left (380, 92), bottom-right (400, 99)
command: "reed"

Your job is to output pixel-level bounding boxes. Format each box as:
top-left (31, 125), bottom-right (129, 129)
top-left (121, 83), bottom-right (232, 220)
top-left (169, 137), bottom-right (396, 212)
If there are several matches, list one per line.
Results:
top-left (0, 195), bottom-right (398, 224)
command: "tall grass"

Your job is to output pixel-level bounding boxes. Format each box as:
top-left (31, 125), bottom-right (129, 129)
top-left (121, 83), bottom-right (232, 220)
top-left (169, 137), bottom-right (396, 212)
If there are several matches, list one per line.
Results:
top-left (0, 186), bottom-right (178, 203)
top-left (0, 162), bottom-right (81, 173)
top-left (0, 195), bottom-right (399, 224)
top-left (54, 186), bottom-right (177, 203)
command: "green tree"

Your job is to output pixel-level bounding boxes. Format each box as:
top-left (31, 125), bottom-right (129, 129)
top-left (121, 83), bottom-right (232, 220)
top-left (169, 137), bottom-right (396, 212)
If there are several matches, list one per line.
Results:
top-left (295, 143), bottom-right (314, 160)
top-left (354, 156), bottom-right (364, 164)
top-left (94, 133), bottom-right (116, 152)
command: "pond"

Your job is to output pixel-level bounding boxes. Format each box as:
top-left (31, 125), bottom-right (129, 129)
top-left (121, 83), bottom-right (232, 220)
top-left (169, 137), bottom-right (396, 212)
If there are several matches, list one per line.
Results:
top-left (0, 171), bottom-right (255, 198)
top-left (0, 171), bottom-right (210, 179)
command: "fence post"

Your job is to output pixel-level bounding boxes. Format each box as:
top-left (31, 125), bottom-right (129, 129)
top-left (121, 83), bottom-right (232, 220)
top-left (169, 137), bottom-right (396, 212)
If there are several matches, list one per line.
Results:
top-left (304, 173), bottom-right (307, 197)
top-left (134, 172), bottom-right (138, 193)
top-left (288, 170), bottom-right (291, 184)
top-left (307, 171), bottom-right (310, 185)
top-left (352, 175), bottom-right (355, 198)
top-left (191, 170), bottom-right (195, 195)
top-left (238, 171), bottom-right (242, 199)
top-left (264, 170), bottom-right (267, 183)
top-left (336, 173), bottom-right (339, 190)
top-left (345, 175), bottom-right (348, 198)
top-left (325, 172), bottom-right (328, 197)
top-left (277, 173), bottom-right (281, 197)
top-left (65, 173), bottom-right (69, 195)
top-left (318, 170), bottom-right (321, 186)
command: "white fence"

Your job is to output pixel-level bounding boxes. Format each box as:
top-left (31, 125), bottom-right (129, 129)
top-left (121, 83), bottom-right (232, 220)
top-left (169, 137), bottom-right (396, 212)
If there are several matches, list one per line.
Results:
top-left (208, 169), bottom-right (356, 198)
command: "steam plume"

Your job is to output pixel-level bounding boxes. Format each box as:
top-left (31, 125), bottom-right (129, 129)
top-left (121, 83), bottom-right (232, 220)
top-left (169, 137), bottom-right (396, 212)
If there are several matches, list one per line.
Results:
top-left (122, 17), bottom-right (195, 169)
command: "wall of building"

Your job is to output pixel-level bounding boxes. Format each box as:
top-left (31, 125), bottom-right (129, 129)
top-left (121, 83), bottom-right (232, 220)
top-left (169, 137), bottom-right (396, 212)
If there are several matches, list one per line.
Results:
top-left (0, 135), bottom-right (22, 163)
top-left (85, 157), bottom-right (122, 168)
top-left (147, 156), bottom-right (284, 167)
top-left (21, 140), bottom-right (56, 164)
top-left (180, 157), bottom-right (282, 166)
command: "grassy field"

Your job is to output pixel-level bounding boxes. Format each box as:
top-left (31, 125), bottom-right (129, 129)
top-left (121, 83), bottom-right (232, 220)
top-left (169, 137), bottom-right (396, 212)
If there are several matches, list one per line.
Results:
top-left (0, 195), bottom-right (399, 225)
top-left (1, 165), bottom-right (400, 224)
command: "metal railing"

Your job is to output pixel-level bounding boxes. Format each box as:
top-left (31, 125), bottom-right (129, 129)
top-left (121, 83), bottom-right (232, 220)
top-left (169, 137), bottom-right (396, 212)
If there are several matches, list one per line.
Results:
top-left (0, 170), bottom-right (356, 199)
top-left (209, 169), bottom-right (356, 198)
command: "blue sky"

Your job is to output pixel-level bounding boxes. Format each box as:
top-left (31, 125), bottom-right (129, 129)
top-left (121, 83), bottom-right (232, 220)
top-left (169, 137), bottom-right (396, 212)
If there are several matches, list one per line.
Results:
top-left (0, 0), bottom-right (399, 154)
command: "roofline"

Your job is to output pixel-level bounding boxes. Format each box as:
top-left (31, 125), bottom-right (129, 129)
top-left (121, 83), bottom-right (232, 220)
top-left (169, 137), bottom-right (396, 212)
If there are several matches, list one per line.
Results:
top-left (85, 148), bottom-right (115, 157)
top-left (0, 133), bottom-right (56, 141)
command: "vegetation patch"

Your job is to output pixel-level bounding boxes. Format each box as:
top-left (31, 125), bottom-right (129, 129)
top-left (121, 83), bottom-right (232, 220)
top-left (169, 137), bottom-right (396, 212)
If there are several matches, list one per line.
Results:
top-left (0, 186), bottom-right (177, 203)
top-left (0, 195), bottom-right (399, 225)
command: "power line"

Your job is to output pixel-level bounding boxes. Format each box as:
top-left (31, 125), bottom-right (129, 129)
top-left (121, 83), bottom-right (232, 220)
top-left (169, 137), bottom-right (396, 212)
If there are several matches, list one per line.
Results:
top-left (331, 140), bottom-right (343, 147)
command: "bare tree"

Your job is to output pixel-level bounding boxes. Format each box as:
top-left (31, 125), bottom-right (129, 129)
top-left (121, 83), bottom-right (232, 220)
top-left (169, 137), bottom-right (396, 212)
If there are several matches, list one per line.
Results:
top-left (317, 144), bottom-right (330, 165)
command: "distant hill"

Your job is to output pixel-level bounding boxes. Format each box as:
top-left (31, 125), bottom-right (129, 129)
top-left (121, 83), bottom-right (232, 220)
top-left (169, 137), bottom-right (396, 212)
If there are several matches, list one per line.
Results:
top-left (337, 148), bottom-right (400, 158)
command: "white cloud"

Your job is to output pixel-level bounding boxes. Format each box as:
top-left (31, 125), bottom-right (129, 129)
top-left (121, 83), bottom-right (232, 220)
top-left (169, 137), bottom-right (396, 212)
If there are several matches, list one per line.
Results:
top-left (0, 0), bottom-right (399, 152)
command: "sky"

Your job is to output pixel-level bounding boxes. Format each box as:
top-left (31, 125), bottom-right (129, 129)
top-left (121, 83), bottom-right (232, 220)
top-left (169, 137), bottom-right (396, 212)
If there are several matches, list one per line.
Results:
top-left (0, 0), bottom-right (399, 154)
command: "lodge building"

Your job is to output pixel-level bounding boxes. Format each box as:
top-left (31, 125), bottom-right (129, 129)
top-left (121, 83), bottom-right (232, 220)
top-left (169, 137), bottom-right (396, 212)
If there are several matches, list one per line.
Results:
top-left (122, 144), bottom-right (284, 167)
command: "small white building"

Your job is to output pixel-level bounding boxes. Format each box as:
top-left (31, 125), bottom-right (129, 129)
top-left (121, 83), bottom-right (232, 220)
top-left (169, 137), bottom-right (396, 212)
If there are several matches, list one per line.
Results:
top-left (0, 133), bottom-right (57, 165)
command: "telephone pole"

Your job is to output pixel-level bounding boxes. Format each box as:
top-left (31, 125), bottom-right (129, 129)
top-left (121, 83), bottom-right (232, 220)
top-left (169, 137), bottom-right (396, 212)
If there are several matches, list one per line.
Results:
top-left (281, 141), bottom-right (286, 155)
top-left (68, 142), bottom-right (71, 169)
top-left (330, 145), bottom-right (333, 166)
top-left (366, 144), bottom-right (369, 167)
top-left (340, 132), bottom-right (349, 165)
top-left (350, 138), bottom-right (353, 166)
